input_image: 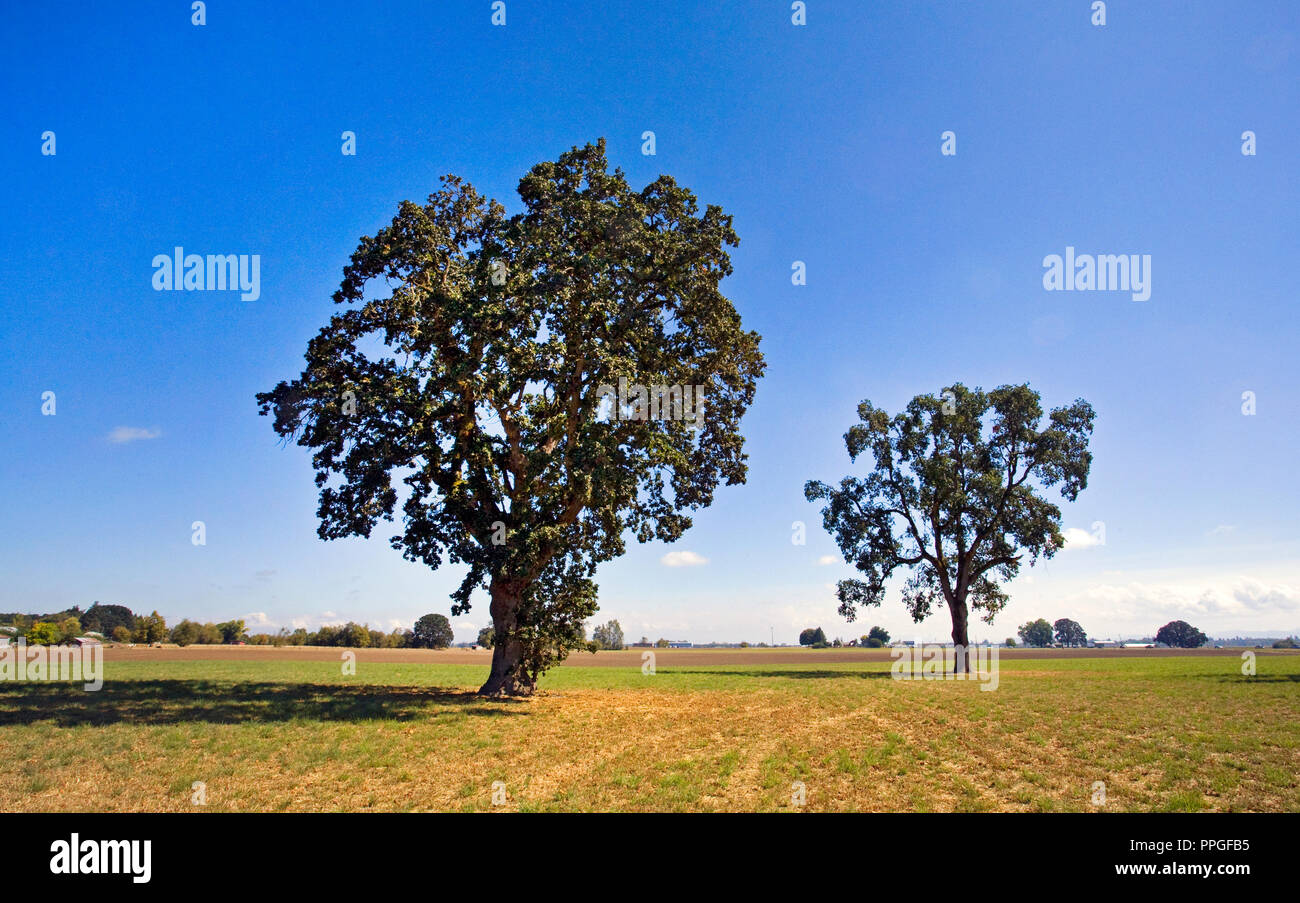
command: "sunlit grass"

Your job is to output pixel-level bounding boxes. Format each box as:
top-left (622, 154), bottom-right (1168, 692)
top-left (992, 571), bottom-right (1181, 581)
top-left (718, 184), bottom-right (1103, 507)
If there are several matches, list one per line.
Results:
top-left (0, 652), bottom-right (1295, 812)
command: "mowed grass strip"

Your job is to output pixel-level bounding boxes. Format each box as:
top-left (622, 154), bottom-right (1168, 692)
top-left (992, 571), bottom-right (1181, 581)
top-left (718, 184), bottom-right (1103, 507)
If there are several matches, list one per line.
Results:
top-left (0, 653), bottom-right (1295, 812)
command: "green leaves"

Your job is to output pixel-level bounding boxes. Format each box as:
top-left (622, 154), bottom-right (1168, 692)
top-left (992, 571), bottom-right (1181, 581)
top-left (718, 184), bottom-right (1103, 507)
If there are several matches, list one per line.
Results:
top-left (1155, 620), bottom-right (1209, 649)
top-left (807, 383), bottom-right (1094, 636)
top-left (1018, 618), bottom-right (1055, 648)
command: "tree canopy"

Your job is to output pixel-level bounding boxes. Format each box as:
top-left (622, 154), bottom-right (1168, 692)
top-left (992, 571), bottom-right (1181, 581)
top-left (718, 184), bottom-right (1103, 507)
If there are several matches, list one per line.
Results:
top-left (591, 619), bottom-right (624, 650)
top-left (1155, 620), bottom-right (1208, 649)
top-left (1018, 618), bottom-right (1054, 648)
top-left (81, 603), bottom-right (136, 636)
top-left (413, 613), bottom-right (455, 649)
top-left (799, 627), bottom-right (828, 646)
top-left (1053, 618), bottom-right (1087, 647)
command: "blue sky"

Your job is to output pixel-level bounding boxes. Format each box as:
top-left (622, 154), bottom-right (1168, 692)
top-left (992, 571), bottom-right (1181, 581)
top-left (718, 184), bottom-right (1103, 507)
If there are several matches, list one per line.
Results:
top-left (2, 1), bottom-right (1297, 643)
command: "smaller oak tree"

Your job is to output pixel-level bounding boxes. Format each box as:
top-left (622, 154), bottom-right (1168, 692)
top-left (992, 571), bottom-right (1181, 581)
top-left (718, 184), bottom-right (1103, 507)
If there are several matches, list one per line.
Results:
top-left (1155, 620), bottom-right (1208, 649)
top-left (799, 627), bottom-right (827, 647)
top-left (1018, 618), bottom-right (1054, 648)
top-left (806, 384), bottom-right (1093, 670)
top-left (413, 613), bottom-right (455, 649)
top-left (1053, 618), bottom-right (1087, 647)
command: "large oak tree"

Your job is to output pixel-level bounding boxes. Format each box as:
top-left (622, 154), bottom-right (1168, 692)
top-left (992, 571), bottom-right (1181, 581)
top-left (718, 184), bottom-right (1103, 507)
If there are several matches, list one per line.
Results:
top-left (805, 384), bottom-right (1093, 670)
top-left (258, 140), bottom-right (764, 695)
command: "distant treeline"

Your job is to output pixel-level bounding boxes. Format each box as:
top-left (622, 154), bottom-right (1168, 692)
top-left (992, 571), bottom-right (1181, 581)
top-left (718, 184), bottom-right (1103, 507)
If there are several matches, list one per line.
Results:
top-left (1, 602), bottom-right (146, 645)
top-left (236, 623), bottom-right (416, 648)
top-left (0, 606), bottom-right (639, 652)
top-left (0, 603), bottom-right (437, 648)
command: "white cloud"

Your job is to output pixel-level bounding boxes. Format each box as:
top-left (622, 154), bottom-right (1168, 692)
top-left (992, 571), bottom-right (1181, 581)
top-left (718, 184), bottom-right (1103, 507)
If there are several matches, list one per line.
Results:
top-left (241, 611), bottom-right (273, 628)
top-left (1049, 577), bottom-right (1300, 632)
top-left (1061, 527), bottom-right (1102, 550)
top-left (286, 611), bottom-right (347, 630)
top-left (661, 550), bottom-right (708, 568)
top-left (817, 555), bottom-right (838, 566)
top-left (107, 426), bottom-right (161, 444)
top-left (1227, 578), bottom-right (1300, 613)
top-left (1206, 524), bottom-right (1237, 538)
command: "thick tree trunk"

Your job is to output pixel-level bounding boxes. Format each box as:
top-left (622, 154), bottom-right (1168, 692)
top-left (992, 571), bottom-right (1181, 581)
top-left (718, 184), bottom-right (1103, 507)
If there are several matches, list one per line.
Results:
top-left (950, 597), bottom-right (972, 674)
top-left (478, 581), bottom-right (537, 697)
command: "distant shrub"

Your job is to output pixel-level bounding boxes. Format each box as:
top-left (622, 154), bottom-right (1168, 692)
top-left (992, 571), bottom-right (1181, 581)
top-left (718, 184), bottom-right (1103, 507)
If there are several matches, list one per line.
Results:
top-left (170, 620), bottom-right (201, 647)
top-left (591, 620), bottom-right (624, 650)
top-left (799, 627), bottom-right (827, 647)
top-left (27, 622), bottom-right (58, 645)
top-left (216, 620), bottom-right (247, 644)
top-left (135, 611), bottom-right (168, 644)
top-left (337, 622), bottom-right (371, 648)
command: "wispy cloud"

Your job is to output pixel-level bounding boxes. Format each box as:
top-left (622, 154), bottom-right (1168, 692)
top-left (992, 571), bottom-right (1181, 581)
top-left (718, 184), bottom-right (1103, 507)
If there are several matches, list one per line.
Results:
top-left (107, 426), bottom-right (161, 444)
top-left (1063, 577), bottom-right (1300, 620)
top-left (661, 550), bottom-right (708, 568)
top-left (817, 554), bottom-right (838, 566)
top-left (1206, 524), bottom-right (1237, 538)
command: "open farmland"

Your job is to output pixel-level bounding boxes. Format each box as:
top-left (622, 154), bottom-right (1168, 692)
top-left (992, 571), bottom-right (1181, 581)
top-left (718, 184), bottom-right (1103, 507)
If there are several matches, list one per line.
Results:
top-left (1, 647), bottom-right (1296, 813)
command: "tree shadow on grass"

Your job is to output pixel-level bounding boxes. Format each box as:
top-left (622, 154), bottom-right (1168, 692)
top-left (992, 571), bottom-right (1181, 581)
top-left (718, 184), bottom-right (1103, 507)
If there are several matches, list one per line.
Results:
top-left (0, 680), bottom-right (526, 727)
top-left (668, 669), bottom-right (895, 681)
top-left (1212, 674), bottom-right (1300, 683)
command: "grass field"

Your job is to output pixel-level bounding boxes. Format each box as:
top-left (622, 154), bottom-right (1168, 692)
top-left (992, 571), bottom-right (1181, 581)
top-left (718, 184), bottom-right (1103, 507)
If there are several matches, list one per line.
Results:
top-left (1, 647), bottom-right (1296, 812)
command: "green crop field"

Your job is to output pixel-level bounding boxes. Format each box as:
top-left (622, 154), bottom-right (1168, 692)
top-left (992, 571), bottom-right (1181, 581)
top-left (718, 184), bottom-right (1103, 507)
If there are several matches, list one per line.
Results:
top-left (1, 649), bottom-right (1296, 813)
